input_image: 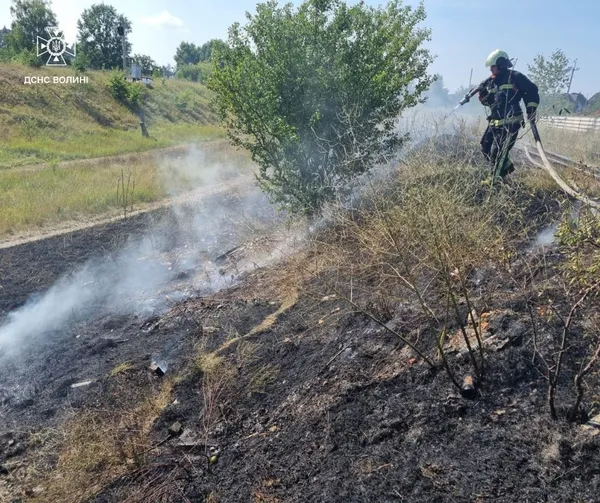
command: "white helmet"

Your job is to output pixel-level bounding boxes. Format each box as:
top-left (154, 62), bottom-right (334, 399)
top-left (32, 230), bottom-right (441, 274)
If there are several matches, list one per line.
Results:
top-left (485, 49), bottom-right (513, 68)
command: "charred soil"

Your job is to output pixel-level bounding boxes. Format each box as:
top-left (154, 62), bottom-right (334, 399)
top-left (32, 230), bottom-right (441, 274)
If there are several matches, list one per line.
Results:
top-left (2, 166), bottom-right (600, 503)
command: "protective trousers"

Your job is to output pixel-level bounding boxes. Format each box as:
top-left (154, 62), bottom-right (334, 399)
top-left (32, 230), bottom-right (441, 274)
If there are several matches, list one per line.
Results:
top-left (480, 123), bottom-right (520, 178)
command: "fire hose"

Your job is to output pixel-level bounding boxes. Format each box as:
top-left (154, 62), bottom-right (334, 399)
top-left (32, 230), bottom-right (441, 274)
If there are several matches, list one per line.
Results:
top-left (526, 121), bottom-right (600, 211)
top-left (455, 84), bottom-right (600, 211)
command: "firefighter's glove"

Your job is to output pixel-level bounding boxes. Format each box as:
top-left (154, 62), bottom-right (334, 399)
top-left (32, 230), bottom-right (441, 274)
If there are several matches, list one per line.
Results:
top-left (479, 91), bottom-right (492, 107)
top-left (526, 107), bottom-right (537, 123)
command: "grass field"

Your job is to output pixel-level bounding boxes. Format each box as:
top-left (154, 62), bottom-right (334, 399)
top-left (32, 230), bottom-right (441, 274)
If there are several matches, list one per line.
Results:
top-left (0, 159), bottom-right (164, 236)
top-left (0, 63), bottom-right (252, 237)
top-left (0, 63), bottom-right (225, 169)
top-left (535, 123), bottom-right (600, 164)
top-left (0, 123), bottom-right (225, 169)
top-left (0, 140), bottom-right (254, 238)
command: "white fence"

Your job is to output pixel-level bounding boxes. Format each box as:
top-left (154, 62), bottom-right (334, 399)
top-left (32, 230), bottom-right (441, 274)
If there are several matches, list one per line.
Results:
top-left (539, 115), bottom-right (600, 133)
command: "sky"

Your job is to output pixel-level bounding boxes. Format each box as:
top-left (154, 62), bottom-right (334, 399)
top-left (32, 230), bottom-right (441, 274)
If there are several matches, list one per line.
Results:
top-left (1, 0), bottom-right (599, 98)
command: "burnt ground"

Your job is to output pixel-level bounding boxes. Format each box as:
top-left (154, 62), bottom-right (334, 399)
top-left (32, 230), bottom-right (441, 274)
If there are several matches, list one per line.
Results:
top-left (2, 167), bottom-right (600, 502)
top-left (0, 184), bottom-right (284, 431)
top-left (81, 250), bottom-right (600, 503)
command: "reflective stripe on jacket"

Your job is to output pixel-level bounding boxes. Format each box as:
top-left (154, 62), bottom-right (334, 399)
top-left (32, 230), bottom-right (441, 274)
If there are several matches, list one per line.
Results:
top-left (480, 69), bottom-right (540, 122)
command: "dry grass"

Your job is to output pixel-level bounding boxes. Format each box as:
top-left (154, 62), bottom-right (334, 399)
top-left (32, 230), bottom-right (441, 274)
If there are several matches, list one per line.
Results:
top-left (535, 124), bottom-right (600, 165)
top-left (16, 381), bottom-right (175, 503)
top-left (278, 123), bottom-right (554, 379)
top-left (313, 160), bottom-right (523, 314)
top-left (109, 361), bottom-right (135, 377)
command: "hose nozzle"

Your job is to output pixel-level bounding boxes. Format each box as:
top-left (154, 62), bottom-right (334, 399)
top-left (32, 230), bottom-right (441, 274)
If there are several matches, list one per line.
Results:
top-left (459, 95), bottom-right (471, 106)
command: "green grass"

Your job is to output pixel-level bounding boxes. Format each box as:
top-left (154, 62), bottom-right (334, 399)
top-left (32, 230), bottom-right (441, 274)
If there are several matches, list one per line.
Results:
top-left (0, 63), bottom-right (225, 168)
top-left (0, 63), bottom-right (254, 236)
top-left (0, 160), bottom-right (166, 236)
top-left (0, 124), bottom-right (225, 169)
top-left (0, 139), bottom-right (254, 238)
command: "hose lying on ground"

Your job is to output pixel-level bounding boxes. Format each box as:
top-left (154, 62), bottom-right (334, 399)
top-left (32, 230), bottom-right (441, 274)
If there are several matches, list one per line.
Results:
top-left (524, 122), bottom-right (600, 211)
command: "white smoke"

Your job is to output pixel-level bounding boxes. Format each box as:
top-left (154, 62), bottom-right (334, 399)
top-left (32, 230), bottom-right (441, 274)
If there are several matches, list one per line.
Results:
top-left (0, 143), bottom-right (294, 358)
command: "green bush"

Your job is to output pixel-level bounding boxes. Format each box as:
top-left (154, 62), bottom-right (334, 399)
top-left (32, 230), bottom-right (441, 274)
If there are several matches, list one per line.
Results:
top-left (174, 89), bottom-right (196, 111)
top-left (0, 47), bottom-right (14, 63)
top-left (107, 70), bottom-right (130, 102)
top-left (208, 0), bottom-right (433, 216)
top-left (16, 48), bottom-right (43, 67)
top-left (175, 62), bottom-right (212, 83)
top-left (128, 82), bottom-right (145, 106)
top-left (106, 70), bottom-right (146, 108)
top-left (73, 51), bottom-right (90, 72)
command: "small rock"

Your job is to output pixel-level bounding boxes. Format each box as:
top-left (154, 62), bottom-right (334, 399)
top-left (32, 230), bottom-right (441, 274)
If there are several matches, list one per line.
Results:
top-left (485, 335), bottom-right (512, 352)
top-left (203, 326), bottom-right (218, 334)
top-left (169, 422), bottom-right (183, 436)
top-left (457, 348), bottom-right (471, 362)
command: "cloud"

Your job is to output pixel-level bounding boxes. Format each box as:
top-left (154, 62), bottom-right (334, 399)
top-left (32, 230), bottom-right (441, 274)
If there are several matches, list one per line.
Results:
top-left (141, 10), bottom-right (184, 29)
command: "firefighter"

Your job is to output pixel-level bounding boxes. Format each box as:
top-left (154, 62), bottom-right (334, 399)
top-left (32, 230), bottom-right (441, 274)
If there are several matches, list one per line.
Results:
top-left (478, 49), bottom-right (540, 183)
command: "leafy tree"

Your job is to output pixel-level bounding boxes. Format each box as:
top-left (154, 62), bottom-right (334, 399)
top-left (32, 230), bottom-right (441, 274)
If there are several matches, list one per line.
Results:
top-left (77, 4), bottom-right (131, 70)
top-left (208, 0), bottom-right (433, 216)
top-left (527, 49), bottom-right (573, 96)
top-left (72, 50), bottom-right (89, 72)
top-left (198, 39), bottom-right (226, 62)
top-left (0, 26), bottom-right (11, 48)
top-left (174, 39), bottom-right (226, 69)
top-left (423, 74), bottom-right (450, 108)
top-left (160, 64), bottom-right (175, 77)
top-left (0, 27), bottom-right (12, 61)
top-left (132, 53), bottom-right (157, 75)
top-left (6, 0), bottom-right (57, 53)
top-left (174, 41), bottom-right (201, 68)
top-left (175, 62), bottom-right (212, 83)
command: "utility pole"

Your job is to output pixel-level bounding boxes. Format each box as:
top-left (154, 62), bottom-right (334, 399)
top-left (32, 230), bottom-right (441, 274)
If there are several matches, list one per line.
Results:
top-left (468, 68), bottom-right (473, 88)
top-left (566, 58), bottom-right (579, 95)
top-left (117, 24), bottom-right (126, 74)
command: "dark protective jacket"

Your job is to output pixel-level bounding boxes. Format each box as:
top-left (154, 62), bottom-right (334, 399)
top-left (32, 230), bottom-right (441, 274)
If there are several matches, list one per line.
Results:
top-left (479, 69), bottom-right (540, 125)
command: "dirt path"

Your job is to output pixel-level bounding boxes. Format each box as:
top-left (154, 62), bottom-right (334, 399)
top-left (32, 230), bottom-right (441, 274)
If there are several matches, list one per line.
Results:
top-left (0, 174), bottom-right (254, 250)
top-left (4, 139), bottom-right (228, 174)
